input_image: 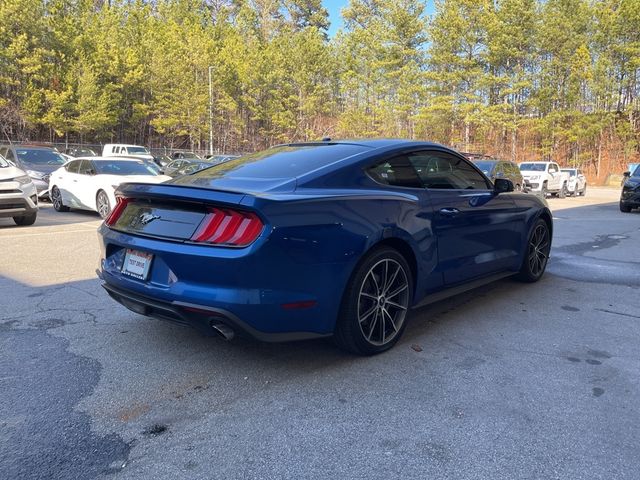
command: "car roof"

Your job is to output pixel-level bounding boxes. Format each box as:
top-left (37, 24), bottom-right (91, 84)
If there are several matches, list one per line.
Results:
top-left (3, 144), bottom-right (57, 151)
top-left (277, 139), bottom-right (444, 149)
top-left (69, 156), bottom-right (146, 162)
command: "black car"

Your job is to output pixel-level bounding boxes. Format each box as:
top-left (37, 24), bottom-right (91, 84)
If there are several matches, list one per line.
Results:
top-left (171, 151), bottom-right (202, 160)
top-left (473, 159), bottom-right (525, 191)
top-left (620, 165), bottom-right (640, 212)
top-left (162, 159), bottom-right (197, 176)
top-left (0, 145), bottom-right (66, 198)
top-left (65, 147), bottom-right (98, 157)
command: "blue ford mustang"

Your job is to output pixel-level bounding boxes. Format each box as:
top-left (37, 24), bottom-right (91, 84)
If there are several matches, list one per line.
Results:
top-left (97, 140), bottom-right (552, 355)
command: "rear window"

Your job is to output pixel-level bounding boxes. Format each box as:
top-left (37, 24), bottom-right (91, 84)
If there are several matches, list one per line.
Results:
top-left (181, 145), bottom-right (369, 181)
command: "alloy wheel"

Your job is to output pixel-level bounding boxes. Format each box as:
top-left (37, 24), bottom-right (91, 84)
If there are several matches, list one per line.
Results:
top-left (97, 191), bottom-right (111, 218)
top-left (527, 223), bottom-right (550, 277)
top-left (52, 187), bottom-right (62, 210)
top-left (357, 258), bottom-right (409, 346)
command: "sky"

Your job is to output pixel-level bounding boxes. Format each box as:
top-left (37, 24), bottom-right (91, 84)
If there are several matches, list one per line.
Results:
top-left (323, 0), bottom-right (436, 37)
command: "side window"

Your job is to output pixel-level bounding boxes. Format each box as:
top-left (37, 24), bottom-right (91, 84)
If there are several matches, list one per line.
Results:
top-left (366, 156), bottom-right (423, 188)
top-left (78, 160), bottom-right (94, 175)
top-left (408, 151), bottom-right (491, 190)
top-left (66, 160), bottom-right (80, 173)
top-left (548, 164), bottom-right (558, 173)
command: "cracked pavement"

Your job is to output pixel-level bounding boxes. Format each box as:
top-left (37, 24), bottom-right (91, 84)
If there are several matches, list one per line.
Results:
top-left (1, 188), bottom-right (639, 479)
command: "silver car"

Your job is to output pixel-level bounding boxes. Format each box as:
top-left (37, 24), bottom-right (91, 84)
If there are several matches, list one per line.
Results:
top-left (0, 154), bottom-right (38, 225)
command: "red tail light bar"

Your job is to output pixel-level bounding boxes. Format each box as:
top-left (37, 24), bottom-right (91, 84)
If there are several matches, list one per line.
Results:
top-left (105, 199), bottom-right (264, 247)
top-left (190, 208), bottom-right (264, 246)
top-left (105, 197), bottom-right (130, 226)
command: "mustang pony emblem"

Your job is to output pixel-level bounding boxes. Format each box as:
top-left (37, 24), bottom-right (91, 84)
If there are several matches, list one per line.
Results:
top-left (138, 212), bottom-right (161, 226)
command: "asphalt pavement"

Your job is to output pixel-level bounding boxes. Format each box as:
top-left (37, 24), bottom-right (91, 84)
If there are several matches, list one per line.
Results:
top-left (1, 188), bottom-right (639, 480)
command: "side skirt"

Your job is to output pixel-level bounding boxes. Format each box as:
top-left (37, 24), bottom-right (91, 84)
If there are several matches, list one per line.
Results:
top-left (412, 271), bottom-right (515, 310)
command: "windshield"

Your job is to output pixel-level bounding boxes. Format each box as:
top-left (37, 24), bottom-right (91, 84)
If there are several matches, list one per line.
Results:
top-left (633, 165), bottom-right (640, 177)
top-left (94, 160), bottom-right (159, 176)
top-left (561, 169), bottom-right (577, 176)
top-left (178, 152), bottom-right (200, 159)
top-left (126, 146), bottom-right (149, 154)
top-left (473, 161), bottom-right (496, 174)
top-left (16, 149), bottom-right (66, 165)
top-left (519, 163), bottom-right (546, 172)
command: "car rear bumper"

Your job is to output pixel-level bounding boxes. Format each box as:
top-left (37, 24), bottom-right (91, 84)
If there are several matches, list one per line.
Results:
top-left (97, 224), bottom-right (356, 340)
top-left (100, 282), bottom-right (331, 342)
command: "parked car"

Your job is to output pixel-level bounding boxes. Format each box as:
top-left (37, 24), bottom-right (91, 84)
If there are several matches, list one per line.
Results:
top-left (473, 159), bottom-right (525, 191)
top-left (620, 165), bottom-right (640, 213)
top-left (151, 153), bottom-right (172, 168)
top-left (205, 154), bottom-right (240, 164)
top-left (176, 161), bottom-right (215, 176)
top-left (97, 140), bottom-right (552, 355)
top-left (560, 168), bottom-right (587, 196)
top-left (102, 144), bottom-right (155, 163)
top-left (49, 157), bottom-right (171, 218)
top-left (0, 145), bottom-right (66, 199)
top-left (519, 161), bottom-right (570, 198)
top-left (162, 159), bottom-right (196, 177)
top-left (0, 153), bottom-right (38, 225)
top-left (171, 151), bottom-right (202, 160)
top-left (65, 147), bottom-right (98, 158)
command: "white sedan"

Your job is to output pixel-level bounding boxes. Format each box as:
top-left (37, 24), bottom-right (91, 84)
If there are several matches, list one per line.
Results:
top-left (49, 157), bottom-right (171, 218)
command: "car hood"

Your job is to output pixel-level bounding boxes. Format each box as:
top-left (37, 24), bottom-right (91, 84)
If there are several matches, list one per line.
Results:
top-left (22, 162), bottom-right (63, 175)
top-left (0, 165), bottom-right (28, 180)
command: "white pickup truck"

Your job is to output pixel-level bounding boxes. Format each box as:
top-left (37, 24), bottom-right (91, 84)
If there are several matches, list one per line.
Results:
top-left (518, 161), bottom-right (570, 198)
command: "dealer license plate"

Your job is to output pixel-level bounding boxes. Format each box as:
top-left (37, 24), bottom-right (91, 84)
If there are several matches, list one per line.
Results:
top-left (122, 249), bottom-right (153, 280)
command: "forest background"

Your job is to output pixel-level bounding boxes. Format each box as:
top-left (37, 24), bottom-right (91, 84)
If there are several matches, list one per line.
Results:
top-left (1, 0), bottom-right (639, 181)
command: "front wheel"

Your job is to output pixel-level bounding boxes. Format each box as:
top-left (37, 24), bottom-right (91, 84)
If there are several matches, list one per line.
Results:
top-left (516, 219), bottom-right (551, 283)
top-left (13, 213), bottom-right (37, 226)
top-left (334, 247), bottom-right (413, 355)
top-left (51, 186), bottom-right (70, 212)
top-left (620, 202), bottom-right (632, 213)
top-left (540, 183), bottom-right (547, 198)
top-left (96, 190), bottom-right (111, 219)
top-left (580, 185), bottom-right (587, 197)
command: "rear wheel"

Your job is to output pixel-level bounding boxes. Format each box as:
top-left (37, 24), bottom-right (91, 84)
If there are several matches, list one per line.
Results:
top-left (334, 247), bottom-right (413, 355)
top-left (13, 212), bottom-right (37, 226)
top-left (516, 219), bottom-right (551, 283)
top-left (96, 190), bottom-right (111, 218)
top-left (51, 186), bottom-right (70, 212)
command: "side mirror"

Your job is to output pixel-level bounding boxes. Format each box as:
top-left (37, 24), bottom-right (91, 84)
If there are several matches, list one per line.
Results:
top-left (494, 178), bottom-right (514, 193)
top-left (623, 171), bottom-right (630, 177)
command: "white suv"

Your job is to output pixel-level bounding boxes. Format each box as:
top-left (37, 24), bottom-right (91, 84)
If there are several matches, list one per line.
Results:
top-left (0, 154), bottom-right (38, 225)
top-left (519, 161), bottom-right (570, 198)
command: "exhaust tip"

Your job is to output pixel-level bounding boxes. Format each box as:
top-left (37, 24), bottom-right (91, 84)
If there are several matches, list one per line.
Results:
top-left (211, 322), bottom-right (234, 341)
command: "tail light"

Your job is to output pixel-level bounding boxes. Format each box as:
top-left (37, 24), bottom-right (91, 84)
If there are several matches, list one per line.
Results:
top-left (105, 197), bottom-right (131, 226)
top-left (190, 208), bottom-right (264, 246)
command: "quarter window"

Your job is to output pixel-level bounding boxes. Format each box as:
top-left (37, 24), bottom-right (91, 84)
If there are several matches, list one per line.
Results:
top-left (367, 156), bottom-right (423, 188)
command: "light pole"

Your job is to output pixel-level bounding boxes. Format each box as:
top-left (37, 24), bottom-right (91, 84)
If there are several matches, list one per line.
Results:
top-left (208, 65), bottom-right (214, 156)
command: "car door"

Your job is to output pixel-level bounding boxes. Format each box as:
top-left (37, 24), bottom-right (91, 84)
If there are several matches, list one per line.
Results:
top-left (75, 159), bottom-right (99, 209)
top-left (547, 163), bottom-right (561, 189)
top-left (57, 160), bottom-right (83, 207)
top-left (408, 150), bottom-right (521, 285)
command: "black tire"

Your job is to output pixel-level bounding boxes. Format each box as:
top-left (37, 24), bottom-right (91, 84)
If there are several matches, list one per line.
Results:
top-left (51, 186), bottom-right (70, 212)
top-left (540, 182), bottom-right (547, 198)
top-left (515, 218), bottom-right (551, 283)
top-left (581, 185), bottom-right (587, 197)
top-left (96, 190), bottom-right (111, 218)
top-left (13, 212), bottom-right (37, 226)
top-left (619, 202), bottom-right (632, 213)
top-left (558, 182), bottom-right (567, 198)
top-left (334, 246), bottom-right (413, 355)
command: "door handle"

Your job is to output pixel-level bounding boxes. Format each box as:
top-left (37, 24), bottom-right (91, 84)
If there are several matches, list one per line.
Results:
top-left (439, 208), bottom-right (460, 217)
